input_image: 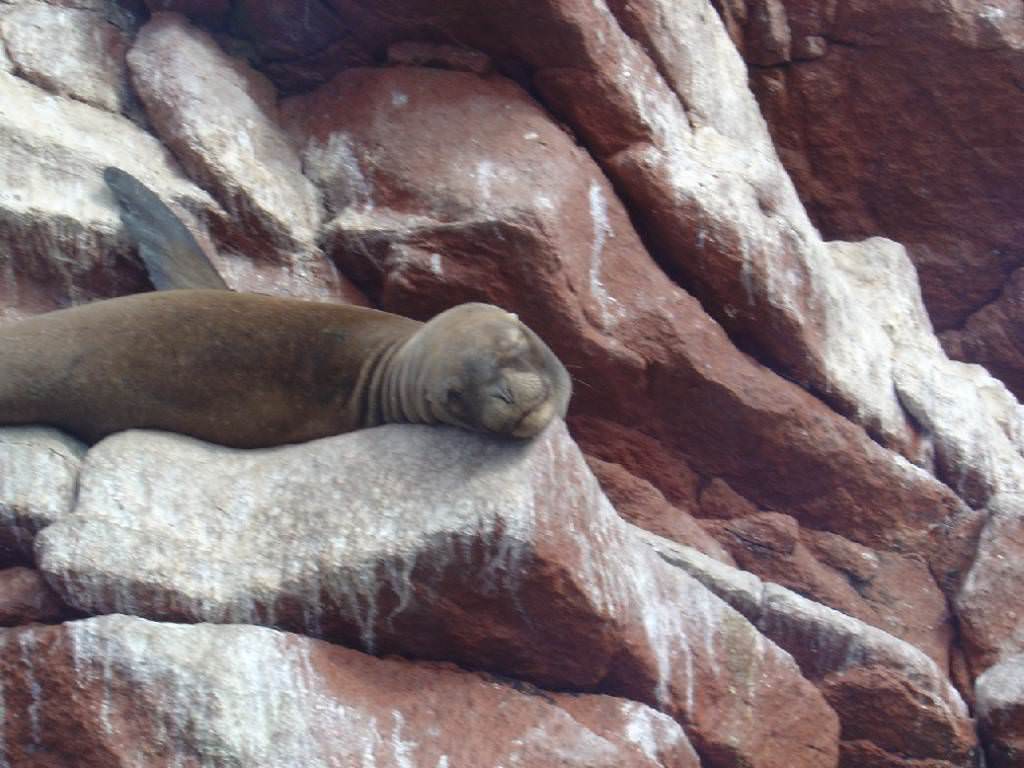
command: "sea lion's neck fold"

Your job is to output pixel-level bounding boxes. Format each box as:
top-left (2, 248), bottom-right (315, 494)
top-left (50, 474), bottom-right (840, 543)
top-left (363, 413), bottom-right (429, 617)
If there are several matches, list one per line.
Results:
top-left (371, 337), bottom-right (435, 427)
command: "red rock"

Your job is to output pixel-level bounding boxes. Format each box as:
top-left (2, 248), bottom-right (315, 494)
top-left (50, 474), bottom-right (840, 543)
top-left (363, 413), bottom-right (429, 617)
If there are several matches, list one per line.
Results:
top-left (387, 41), bottom-right (492, 74)
top-left (0, 0), bottom-right (1015, 763)
top-left (733, 0), bottom-right (1024, 399)
top-left (837, 741), bottom-right (971, 768)
top-left (704, 512), bottom-right (951, 668)
top-left (821, 666), bottom-right (976, 767)
top-left (570, 416), bottom-right (703, 511)
top-left (0, 617), bottom-right (696, 767)
top-left (803, 529), bottom-right (881, 585)
top-left (698, 478), bottom-right (760, 520)
top-left (586, 455), bottom-right (735, 565)
top-left (643, 531), bottom-right (976, 766)
top-left (942, 266), bottom-right (1024, 401)
top-left (554, 695), bottom-right (702, 767)
top-left (0, 567), bottom-right (70, 625)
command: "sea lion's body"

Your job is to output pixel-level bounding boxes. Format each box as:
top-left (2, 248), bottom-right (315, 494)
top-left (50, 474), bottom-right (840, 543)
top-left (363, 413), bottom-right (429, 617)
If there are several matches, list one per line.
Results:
top-left (0, 169), bottom-right (571, 446)
top-left (0, 291), bottom-right (417, 447)
top-left (0, 290), bottom-right (570, 447)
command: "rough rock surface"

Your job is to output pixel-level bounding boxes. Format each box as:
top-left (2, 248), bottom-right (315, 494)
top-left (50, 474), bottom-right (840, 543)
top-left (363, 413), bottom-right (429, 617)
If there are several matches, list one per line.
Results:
top-left (720, 0), bottom-right (1024, 400)
top-left (0, 616), bottom-right (700, 768)
top-left (942, 266), bottom-right (1024, 400)
top-left (700, 510), bottom-right (951, 668)
top-left (38, 424), bottom-right (839, 767)
top-left (976, 653), bottom-right (1024, 768)
top-left (642, 531), bottom-right (976, 767)
top-left (125, 13), bottom-right (358, 300)
top-left (0, 2), bottom-right (130, 113)
top-left (128, 13), bottom-right (320, 254)
top-left (0, 566), bottom-right (71, 625)
top-left (0, 10), bottom-right (363, 311)
top-left (0, 427), bottom-right (84, 565)
top-left (0, 62), bottom-right (207, 317)
top-left (587, 455), bottom-right (735, 565)
top-left (283, 65), bottom-right (965, 556)
top-left (957, 493), bottom-right (1024, 669)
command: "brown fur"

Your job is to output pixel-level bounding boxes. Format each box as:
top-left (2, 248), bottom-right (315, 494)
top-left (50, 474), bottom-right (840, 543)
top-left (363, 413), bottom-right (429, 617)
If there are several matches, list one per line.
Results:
top-left (0, 290), bottom-right (570, 447)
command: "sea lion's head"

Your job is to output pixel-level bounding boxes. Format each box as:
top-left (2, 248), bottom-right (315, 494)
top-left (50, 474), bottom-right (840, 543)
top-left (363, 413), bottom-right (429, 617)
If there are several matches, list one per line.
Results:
top-left (403, 303), bottom-right (572, 438)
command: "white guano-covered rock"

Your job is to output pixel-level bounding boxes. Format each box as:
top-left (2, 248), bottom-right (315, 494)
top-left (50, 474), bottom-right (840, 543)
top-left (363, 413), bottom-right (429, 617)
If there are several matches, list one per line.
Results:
top-left (36, 421), bottom-right (839, 768)
top-left (957, 492), bottom-right (1024, 668)
top-left (127, 13), bottom-right (321, 255)
top-left (0, 426), bottom-right (84, 563)
top-left (0, 3), bottom-right (129, 113)
top-left (0, 65), bottom-right (218, 314)
top-left (0, 615), bottom-right (697, 767)
top-left (976, 652), bottom-right (1024, 768)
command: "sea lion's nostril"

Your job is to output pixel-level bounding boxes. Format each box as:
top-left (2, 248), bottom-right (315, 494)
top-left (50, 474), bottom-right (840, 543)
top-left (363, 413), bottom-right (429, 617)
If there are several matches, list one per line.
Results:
top-left (492, 382), bottom-right (515, 404)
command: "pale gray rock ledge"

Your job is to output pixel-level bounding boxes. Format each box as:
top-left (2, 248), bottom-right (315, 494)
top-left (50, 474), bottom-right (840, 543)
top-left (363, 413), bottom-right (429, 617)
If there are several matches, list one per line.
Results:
top-left (35, 420), bottom-right (838, 766)
top-left (0, 426), bottom-right (84, 563)
top-left (976, 653), bottom-right (1024, 768)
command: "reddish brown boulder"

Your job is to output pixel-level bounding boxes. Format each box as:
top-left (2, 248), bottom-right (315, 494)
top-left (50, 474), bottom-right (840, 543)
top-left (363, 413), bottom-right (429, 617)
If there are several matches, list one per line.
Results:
top-left (642, 530), bottom-right (976, 766)
top-left (387, 41), bottom-right (492, 74)
top-left (703, 512), bottom-right (951, 667)
top-left (586, 455), bottom-right (734, 564)
top-left (0, 617), bottom-right (698, 767)
top-left (728, 0), bottom-right (1024, 396)
top-left (821, 667), bottom-right (976, 768)
top-left (282, 64), bottom-right (970, 585)
top-left (0, 567), bottom-right (70, 625)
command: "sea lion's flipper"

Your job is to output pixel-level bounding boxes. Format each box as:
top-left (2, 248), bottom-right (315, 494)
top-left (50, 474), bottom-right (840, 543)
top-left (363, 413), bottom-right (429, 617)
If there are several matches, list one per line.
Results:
top-left (103, 167), bottom-right (228, 291)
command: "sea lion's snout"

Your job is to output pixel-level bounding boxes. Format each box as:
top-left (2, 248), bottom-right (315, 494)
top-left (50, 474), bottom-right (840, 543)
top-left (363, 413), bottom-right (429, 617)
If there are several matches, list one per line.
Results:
top-left (483, 369), bottom-right (556, 438)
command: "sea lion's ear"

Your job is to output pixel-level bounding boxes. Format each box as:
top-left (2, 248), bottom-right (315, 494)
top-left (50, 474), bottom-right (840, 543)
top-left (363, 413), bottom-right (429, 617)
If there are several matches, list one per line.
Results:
top-left (103, 167), bottom-right (228, 292)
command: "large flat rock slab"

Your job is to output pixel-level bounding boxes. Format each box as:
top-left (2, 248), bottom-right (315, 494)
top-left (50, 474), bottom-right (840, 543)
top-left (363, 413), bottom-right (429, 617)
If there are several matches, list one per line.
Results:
top-left (37, 422), bottom-right (839, 768)
top-left (0, 615), bottom-right (699, 767)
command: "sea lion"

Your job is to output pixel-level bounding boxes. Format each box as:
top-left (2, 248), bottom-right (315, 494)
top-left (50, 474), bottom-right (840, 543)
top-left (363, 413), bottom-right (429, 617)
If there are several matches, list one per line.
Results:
top-left (0, 173), bottom-right (571, 447)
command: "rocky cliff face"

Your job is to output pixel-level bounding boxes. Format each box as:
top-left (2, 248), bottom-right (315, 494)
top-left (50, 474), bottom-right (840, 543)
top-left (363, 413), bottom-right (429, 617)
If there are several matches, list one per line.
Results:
top-left (0, 1), bottom-right (1020, 766)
